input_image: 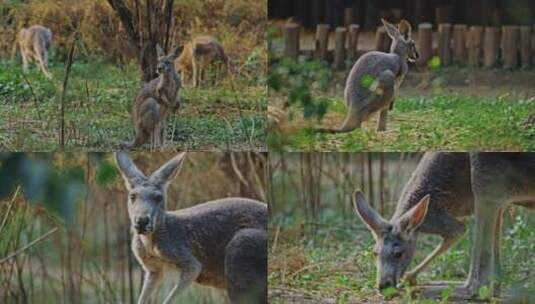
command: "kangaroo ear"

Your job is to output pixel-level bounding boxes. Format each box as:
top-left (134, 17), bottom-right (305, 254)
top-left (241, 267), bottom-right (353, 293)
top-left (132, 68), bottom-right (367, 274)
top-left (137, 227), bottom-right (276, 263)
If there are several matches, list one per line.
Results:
top-left (170, 45), bottom-right (183, 60)
top-left (381, 18), bottom-right (400, 40)
top-left (398, 19), bottom-right (412, 39)
top-left (398, 194), bottom-right (430, 232)
top-left (156, 44), bottom-right (165, 58)
top-left (115, 152), bottom-right (147, 189)
top-left (150, 152), bottom-right (187, 185)
top-left (353, 190), bottom-right (390, 238)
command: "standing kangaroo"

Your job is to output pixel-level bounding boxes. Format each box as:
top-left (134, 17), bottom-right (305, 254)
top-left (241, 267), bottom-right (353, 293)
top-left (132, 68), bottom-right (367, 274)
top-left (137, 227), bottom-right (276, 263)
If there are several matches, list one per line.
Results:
top-left (318, 19), bottom-right (418, 133)
top-left (354, 152), bottom-right (535, 298)
top-left (175, 35), bottom-right (229, 88)
top-left (122, 45), bottom-right (182, 149)
top-left (115, 152), bottom-right (267, 304)
top-left (18, 25), bottom-right (53, 78)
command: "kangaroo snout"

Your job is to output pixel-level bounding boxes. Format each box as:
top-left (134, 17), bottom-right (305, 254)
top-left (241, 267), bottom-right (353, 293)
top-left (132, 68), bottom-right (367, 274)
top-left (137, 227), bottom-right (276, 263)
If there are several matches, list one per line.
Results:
top-left (134, 216), bottom-right (152, 234)
top-left (378, 277), bottom-right (396, 290)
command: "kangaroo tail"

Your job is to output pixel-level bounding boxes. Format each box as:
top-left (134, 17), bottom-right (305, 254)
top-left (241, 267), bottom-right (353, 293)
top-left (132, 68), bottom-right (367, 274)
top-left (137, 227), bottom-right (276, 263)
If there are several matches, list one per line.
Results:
top-left (314, 108), bottom-right (363, 134)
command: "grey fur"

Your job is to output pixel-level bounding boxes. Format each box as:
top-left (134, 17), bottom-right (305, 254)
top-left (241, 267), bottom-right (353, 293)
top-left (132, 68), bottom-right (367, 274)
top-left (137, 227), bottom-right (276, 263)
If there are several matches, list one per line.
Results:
top-left (318, 19), bottom-right (418, 133)
top-left (18, 25), bottom-right (53, 78)
top-left (355, 152), bottom-right (535, 297)
top-left (122, 45), bottom-right (183, 149)
top-left (115, 152), bottom-right (267, 303)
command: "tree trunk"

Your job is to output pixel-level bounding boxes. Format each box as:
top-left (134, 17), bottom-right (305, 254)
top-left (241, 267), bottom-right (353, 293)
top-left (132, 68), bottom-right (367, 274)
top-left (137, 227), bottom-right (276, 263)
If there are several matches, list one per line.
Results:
top-left (106, 0), bottom-right (174, 82)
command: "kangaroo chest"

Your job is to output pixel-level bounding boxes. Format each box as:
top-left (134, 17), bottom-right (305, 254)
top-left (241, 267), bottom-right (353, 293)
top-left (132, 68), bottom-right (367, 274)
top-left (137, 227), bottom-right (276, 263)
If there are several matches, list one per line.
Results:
top-left (132, 233), bottom-right (226, 288)
top-left (158, 76), bottom-right (180, 102)
top-left (133, 234), bottom-right (176, 267)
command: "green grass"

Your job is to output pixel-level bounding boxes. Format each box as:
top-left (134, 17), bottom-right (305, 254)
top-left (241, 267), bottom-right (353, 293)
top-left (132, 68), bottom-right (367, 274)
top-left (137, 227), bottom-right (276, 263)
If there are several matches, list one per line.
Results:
top-left (269, 210), bottom-right (535, 303)
top-left (269, 94), bottom-right (535, 152)
top-left (0, 58), bottom-right (266, 151)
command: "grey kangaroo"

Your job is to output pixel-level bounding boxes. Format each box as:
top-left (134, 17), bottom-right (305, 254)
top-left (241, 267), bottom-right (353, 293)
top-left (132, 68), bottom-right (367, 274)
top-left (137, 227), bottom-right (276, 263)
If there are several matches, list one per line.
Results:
top-left (354, 152), bottom-right (535, 298)
top-left (122, 45), bottom-right (182, 149)
top-left (174, 35), bottom-right (229, 88)
top-left (115, 152), bottom-right (267, 304)
top-left (318, 19), bottom-right (418, 133)
top-left (18, 25), bottom-right (53, 78)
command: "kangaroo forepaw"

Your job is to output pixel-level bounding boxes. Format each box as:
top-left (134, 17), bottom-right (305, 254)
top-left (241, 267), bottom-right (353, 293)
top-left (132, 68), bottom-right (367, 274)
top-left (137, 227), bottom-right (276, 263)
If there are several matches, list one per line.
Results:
top-left (403, 272), bottom-right (418, 286)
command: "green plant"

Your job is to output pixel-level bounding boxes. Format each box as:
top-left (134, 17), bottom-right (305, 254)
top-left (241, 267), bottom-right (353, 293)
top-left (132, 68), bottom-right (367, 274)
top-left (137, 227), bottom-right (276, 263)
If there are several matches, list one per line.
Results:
top-left (268, 56), bottom-right (331, 120)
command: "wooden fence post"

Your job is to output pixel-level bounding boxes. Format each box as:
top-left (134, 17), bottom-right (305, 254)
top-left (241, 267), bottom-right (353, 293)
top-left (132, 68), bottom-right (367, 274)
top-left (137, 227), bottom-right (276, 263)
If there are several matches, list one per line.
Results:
top-left (452, 24), bottom-right (467, 65)
top-left (375, 26), bottom-right (391, 53)
top-left (502, 25), bottom-right (520, 69)
top-left (315, 24), bottom-right (330, 61)
top-left (344, 7), bottom-right (354, 27)
top-left (468, 26), bottom-right (484, 67)
top-left (520, 25), bottom-right (532, 69)
top-left (283, 23), bottom-right (300, 58)
top-left (484, 26), bottom-right (500, 68)
top-left (347, 24), bottom-right (360, 61)
top-left (333, 27), bottom-right (347, 70)
top-left (435, 5), bottom-right (451, 24)
top-left (417, 23), bottom-right (433, 67)
top-left (438, 23), bottom-right (452, 66)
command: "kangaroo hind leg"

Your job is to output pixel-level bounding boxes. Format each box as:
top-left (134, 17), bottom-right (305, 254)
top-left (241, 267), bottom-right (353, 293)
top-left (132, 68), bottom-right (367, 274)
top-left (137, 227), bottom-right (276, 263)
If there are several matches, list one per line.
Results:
top-left (225, 228), bottom-right (267, 304)
top-left (372, 70), bottom-right (395, 132)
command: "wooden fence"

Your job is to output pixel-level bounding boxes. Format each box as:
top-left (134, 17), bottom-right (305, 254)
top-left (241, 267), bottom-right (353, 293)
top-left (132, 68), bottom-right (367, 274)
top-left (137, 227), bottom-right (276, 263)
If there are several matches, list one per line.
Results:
top-left (281, 22), bottom-right (535, 70)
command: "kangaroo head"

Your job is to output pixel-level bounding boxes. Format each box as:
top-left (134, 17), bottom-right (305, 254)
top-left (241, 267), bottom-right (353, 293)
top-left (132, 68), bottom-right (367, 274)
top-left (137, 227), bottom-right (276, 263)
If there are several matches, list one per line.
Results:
top-left (353, 190), bottom-right (429, 290)
top-left (115, 152), bottom-right (186, 235)
top-left (156, 44), bottom-right (183, 76)
top-left (381, 19), bottom-right (419, 63)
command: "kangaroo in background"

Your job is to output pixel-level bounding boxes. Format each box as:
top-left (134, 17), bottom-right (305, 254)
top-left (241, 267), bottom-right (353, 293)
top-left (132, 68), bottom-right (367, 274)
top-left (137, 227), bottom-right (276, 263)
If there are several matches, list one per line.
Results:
top-left (317, 19), bottom-right (418, 133)
top-left (354, 152), bottom-right (535, 299)
top-left (115, 152), bottom-right (267, 304)
top-left (175, 35), bottom-right (229, 88)
top-left (18, 25), bottom-right (53, 78)
top-left (122, 45), bottom-right (182, 150)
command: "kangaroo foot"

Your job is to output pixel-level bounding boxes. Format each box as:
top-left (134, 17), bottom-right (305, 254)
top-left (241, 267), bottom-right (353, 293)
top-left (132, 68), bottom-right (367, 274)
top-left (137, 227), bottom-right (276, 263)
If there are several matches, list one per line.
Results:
top-left (412, 281), bottom-right (481, 300)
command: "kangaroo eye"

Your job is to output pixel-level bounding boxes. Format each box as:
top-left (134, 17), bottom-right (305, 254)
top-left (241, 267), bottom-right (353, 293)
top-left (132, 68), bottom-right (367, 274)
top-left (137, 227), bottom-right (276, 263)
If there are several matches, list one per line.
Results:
top-left (154, 194), bottom-right (163, 202)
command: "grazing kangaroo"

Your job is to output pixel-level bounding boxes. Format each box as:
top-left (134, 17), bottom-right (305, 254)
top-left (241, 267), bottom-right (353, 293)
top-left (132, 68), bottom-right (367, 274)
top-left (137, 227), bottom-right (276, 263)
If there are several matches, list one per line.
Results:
top-left (317, 19), bottom-right (418, 133)
top-left (175, 35), bottom-right (229, 88)
top-left (115, 152), bottom-right (268, 304)
top-left (122, 45), bottom-right (182, 149)
top-left (18, 25), bottom-right (53, 78)
top-left (354, 152), bottom-right (535, 298)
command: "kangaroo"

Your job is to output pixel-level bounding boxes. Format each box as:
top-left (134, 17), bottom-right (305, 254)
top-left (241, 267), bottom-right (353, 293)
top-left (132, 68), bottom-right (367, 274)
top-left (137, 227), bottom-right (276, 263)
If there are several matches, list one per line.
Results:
top-left (317, 19), bottom-right (418, 133)
top-left (115, 152), bottom-right (268, 304)
top-left (354, 152), bottom-right (535, 298)
top-left (122, 45), bottom-right (182, 150)
top-left (175, 35), bottom-right (229, 88)
top-left (18, 25), bottom-right (53, 78)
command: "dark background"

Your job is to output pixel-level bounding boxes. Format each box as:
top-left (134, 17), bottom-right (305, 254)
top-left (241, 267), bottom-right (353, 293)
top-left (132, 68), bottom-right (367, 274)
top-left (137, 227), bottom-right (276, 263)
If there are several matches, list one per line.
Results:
top-left (268, 0), bottom-right (535, 29)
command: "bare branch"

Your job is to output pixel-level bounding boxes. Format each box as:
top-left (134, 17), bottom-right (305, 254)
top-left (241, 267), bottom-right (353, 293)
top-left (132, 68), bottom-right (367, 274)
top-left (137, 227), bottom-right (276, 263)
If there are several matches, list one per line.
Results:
top-left (0, 227), bottom-right (59, 265)
top-left (0, 186), bottom-right (21, 236)
top-left (106, 0), bottom-right (141, 52)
